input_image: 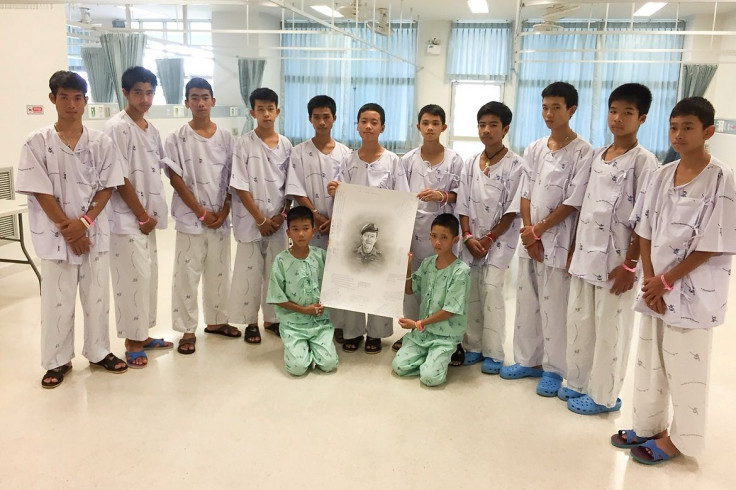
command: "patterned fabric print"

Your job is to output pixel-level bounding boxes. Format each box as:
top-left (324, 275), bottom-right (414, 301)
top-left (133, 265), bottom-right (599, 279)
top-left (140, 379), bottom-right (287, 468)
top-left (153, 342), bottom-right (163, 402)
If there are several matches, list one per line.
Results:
top-left (164, 124), bottom-right (233, 235)
top-left (16, 125), bottom-right (124, 264)
top-left (518, 137), bottom-right (594, 269)
top-left (632, 157), bottom-right (736, 328)
top-left (456, 150), bottom-right (526, 269)
top-left (105, 110), bottom-right (169, 234)
top-left (336, 150), bottom-right (410, 192)
top-left (230, 130), bottom-right (293, 243)
top-left (569, 145), bottom-right (657, 287)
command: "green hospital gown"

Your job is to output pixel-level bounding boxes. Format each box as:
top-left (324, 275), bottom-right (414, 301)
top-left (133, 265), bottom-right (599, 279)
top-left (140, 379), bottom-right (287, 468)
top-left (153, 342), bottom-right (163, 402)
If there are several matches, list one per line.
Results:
top-left (392, 256), bottom-right (470, 386)
top-left (266, 246), bottom-right (338, 375)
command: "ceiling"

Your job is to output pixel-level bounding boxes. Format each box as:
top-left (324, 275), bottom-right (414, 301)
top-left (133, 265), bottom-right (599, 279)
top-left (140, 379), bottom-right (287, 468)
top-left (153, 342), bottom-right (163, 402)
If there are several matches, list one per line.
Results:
top-left (56, 1), bottom-right (736, 23)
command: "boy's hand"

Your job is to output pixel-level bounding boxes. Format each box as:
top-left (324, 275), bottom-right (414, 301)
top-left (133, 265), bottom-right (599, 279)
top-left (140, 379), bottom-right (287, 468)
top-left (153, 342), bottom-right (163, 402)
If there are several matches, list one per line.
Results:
top-left (313, 212), bottom-right (328, 230)
top-left (207, 209), bottom-right (227, 229)
top-left (641, 275), bottom-right (668, 305)
top-left (58, 218), bottom-right (87, 243)
top-left (416, 188), bottom-right (441, 202)
top-left (69, 235), bottom-right (91, 255)
top-left (257, 218), bottom-right (276, 236)
top-left (407, 252), bottom-right (413, 269)
top-left (398, 317), bottom-right (416, 330)
top-left (200, 211), bottom-right (218, 228)
top-left (318, 219), bottom-right (331, 235)
top-left (526, 241), bottom-right (544, 262)
top-left (303, 303), bottom-right (324, 316)
top-left (271, 213), bottom-right (285, 230)
top-left (465, 238), bottom-right (487, 259)
top-left (327, 181), bottom-right (339, 197)
top-left (608, 264), bottom-right (635, 295)
top-left (520, 225), bottom-right (539, 248)
top-left (647, 297), bottom-right (666, 315)
top-left (478, 235), bottom-right (493, 251)
top-left (139, 215), bottom-right (157, 235)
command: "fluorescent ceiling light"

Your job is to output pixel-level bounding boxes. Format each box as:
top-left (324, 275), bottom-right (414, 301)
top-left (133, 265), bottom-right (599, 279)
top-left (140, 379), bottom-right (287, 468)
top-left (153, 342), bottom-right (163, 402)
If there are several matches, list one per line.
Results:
top-left (310, 5), bottom-right (344, 18)
top-left (467, 0), bottom-right (489, 14)
top-left (633, 2), bottom-right (667, 17)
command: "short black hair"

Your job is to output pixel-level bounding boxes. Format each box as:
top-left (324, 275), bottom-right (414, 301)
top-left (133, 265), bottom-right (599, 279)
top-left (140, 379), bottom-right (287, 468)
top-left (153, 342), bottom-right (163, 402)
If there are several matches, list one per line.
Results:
top-left (286, 206), bottom-right (314, 227)
top-left (249, 87), bottom-right (279, 109)
top-left (358, 103), bottom-right (385, 126)
top-left (308, 95), bottom-right (336, 116)
top-left (477, 101), bottom-right (512, 127)
top-left (542, 81), bottom-right (578, 109)
top-left (670, 96), bottom-right (715, 128)
top-left (608, 83), bottom-right (652, 116)
top-left (185, 77), bottom-right (213, 99)
top-left (49, 71), bottom-right (87, 96)
top-left (121, 66), bottom-right (158, 92)
top-left (431, 213), bottom-right (460, 237)
top-left (417, 104), bottom-right (446, 125)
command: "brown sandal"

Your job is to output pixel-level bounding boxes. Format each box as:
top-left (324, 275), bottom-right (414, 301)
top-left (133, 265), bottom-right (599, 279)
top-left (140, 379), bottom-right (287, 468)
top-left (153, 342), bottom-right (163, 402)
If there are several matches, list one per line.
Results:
top-left (204, 324), bottom-right (242, 338)
top-left (342, 336), bottom-right (363, 352)
top-left (177, 336), bottom-right (197, 355)
top-left (365, 336), bottom-right (382, 354)
top-left (244, 325), bottom-right (261, 344)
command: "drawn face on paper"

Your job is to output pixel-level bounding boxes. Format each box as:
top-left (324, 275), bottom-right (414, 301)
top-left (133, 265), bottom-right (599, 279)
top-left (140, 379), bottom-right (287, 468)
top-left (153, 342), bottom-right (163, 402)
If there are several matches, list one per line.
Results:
top-left (361, 231), bottom-right (377, 253)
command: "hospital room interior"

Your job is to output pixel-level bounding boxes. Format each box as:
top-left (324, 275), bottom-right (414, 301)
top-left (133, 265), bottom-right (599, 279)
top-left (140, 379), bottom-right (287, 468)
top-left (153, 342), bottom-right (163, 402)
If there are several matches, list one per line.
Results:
top-left (1, 0), bottom-right (736, 488)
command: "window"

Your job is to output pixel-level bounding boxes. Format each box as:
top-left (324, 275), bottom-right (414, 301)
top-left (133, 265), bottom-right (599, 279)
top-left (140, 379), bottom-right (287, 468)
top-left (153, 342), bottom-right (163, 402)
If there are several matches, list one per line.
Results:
top-left (281, 21), bottom-right (417, 153)
top-left (512, 20), bottom-right (684, 160)
top-left (450, 82), bottom-right (504, 159)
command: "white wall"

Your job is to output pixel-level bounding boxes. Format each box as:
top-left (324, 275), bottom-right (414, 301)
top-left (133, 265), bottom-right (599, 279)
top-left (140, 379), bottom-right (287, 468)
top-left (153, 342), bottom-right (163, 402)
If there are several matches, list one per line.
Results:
top-left (415, 20), bottom-right (453, 145)
top-left (1, 6), bottom-right (68, 172)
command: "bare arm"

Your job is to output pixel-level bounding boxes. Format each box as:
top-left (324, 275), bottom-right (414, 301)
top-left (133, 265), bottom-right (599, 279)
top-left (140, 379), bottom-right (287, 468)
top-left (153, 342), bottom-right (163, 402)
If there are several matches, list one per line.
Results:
top-left (234, 188), bottom-right (276, 236)
top-left (274, 301), bottom-right (323, 316)
top-left (33, 193), bottom-right (67, 224)
top-left (116, 178), bottom-right (147, 219)
top-left (169, 171), bottom-right (206, 218)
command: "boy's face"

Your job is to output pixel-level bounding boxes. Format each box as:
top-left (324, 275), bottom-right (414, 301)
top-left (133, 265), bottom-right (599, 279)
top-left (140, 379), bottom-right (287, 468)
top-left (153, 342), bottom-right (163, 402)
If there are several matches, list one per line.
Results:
top-left (251, 99), bottom-right (280, 130)
top-left (361, 231), bottom-right (377, 253)
top-left (416, 113), bottom-right (446, 143)
top-left (357, 110), bottom-right (384, 143)
top-left (669, 115), bottom-right (715, 154)
top-left (124, 82), bottom-right (155, 115)
top-left (608, 100), bottom-right (645, 137)
top-left (185, 88), bottom-right (215, 117)
top-left (542, 96), bottom-right (576, 130)
top-left (430, 224), bottom-right (459, 255)
top-left (477, 114), bottom-right (508, 147)
top-left (309, 107), bottom-right (336, 135)
top-left (49, 87), bottom-right (87, 122)
top-left (286, 218), bottom-right (314, 248)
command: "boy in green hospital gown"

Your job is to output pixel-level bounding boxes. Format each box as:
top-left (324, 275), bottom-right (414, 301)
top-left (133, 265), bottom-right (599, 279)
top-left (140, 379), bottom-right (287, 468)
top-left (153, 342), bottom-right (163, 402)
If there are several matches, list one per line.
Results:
top-left (266, 206), bottom-right (338, 375)
top-left (392, 213), bottom-right (470, 386)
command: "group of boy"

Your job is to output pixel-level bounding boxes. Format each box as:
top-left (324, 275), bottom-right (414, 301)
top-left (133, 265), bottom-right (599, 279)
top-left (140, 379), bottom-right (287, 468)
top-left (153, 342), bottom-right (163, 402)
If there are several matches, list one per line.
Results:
top-left (17, 66), bottom-right (734, 467)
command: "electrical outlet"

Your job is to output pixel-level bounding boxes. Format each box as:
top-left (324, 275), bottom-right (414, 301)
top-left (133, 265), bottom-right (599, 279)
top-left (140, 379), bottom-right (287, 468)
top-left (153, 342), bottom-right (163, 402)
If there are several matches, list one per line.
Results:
top-left (230, 107), bottom-right (239, 117)
top-left (173, 106), bottom-right (186, 117)
top-left (88, 105), bottom-right (106, 119)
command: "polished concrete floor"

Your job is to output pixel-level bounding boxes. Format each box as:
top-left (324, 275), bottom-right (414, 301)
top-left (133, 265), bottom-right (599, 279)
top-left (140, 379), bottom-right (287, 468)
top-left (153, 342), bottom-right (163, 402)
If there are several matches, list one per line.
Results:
top-left (1, 227), bottom-right (734, 489)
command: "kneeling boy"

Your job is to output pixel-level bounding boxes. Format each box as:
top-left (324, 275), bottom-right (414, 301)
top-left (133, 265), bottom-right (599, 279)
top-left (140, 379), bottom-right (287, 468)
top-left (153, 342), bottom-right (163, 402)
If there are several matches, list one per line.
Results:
top-left (266, 206), bottom-right (338, 375)
top-left (392, 214), bottom-right (470, 387)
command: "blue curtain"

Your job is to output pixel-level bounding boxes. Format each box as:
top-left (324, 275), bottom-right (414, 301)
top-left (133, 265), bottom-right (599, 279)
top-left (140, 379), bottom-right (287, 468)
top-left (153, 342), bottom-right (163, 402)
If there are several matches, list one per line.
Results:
top-left (281, 22), bottom-right (417, 153)
top-left (446, 22), bottom-right (512, 81)
top-left (511, 20), bottom-right (684, 160)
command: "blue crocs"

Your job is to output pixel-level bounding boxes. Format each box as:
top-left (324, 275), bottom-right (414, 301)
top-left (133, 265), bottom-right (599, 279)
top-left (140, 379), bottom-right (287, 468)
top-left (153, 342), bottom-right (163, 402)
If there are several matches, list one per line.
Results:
top-left (480, 357), bottom-right (503, 374)
top-left (464, 351), bottom-right (484, 366)
top-left (557, 387), bottom-right (584, 401)
top-left (536, 372), bottom-right (563, 397)
top-left (499, 363), bottom-right (544, 379)
top-left (568, 395), bottom-right (621, 415)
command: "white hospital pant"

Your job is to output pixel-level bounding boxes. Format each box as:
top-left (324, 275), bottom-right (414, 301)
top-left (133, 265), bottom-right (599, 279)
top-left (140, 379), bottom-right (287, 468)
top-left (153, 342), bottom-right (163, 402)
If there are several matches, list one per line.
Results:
top-left (565, 277), bottom-right (635, 407)
top-left (336, 310), bottom-right (393, 340)
top-left (228, 239), bottom-right (285, 325)
top-left (110, 232), bottom-right (158, 341)
top-left (463, 264), bottom-right (506, 362)
top-left (512, 257), bottom-right (570, 376)
top-left (40, 253), bottom-right (111, 369)
top-left (172, 230), bottom-right (231, 333)
top-left (632, 317), bottom-right (712, 457)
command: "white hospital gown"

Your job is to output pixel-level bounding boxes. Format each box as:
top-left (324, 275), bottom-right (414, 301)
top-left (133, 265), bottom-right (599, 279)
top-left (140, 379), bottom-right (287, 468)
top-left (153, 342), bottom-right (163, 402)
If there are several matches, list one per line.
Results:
top-left (104, 110), bottom-right (169, 234)
top-left (285, 139), bottom-right (351, 245)
top-left (164, 124), bottom-right (233, 235)
top-left (456, 151), bottom-right (525, 269)
top-left (15, 125), bottom-right (123, 265)
top-left (568, 145), bottom-right (657, 286)
top-left (632, 157), bottom-right (736, 328)
top-left (336, 150), bottom-right (410, 192)
top-left (519, 137), bottom-right (593, 269)
top-left (230, 130), bottom-right (293, 243)
top-left (402, 147), bottom-right (464, 260)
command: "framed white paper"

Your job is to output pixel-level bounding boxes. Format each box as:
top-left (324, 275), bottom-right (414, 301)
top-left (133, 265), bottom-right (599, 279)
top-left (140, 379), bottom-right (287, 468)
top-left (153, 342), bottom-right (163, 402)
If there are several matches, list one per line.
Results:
top-left (320, 183), bottom-right (418, 318)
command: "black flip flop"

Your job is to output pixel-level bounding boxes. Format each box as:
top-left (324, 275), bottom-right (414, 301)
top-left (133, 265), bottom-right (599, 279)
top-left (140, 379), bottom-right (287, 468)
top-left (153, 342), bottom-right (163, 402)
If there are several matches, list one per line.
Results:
top-left (365, 336), bottom-right (382, 354)
top-left (89, 353), bottom-right (128, 373)
top-left (342, 335), bottom-right (363, 352)
top-left (450, 344), bottom-right (465, 367)
top-left (391, 336), bottom-right (404, 352)
top-left (244, 325), bottom-right (262, 344)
